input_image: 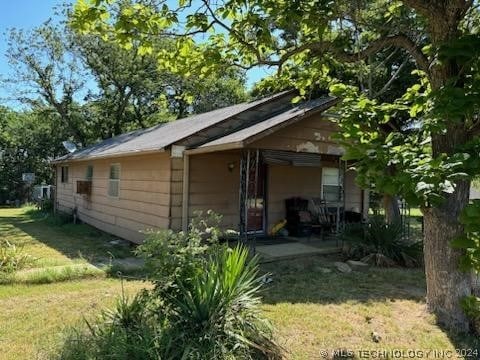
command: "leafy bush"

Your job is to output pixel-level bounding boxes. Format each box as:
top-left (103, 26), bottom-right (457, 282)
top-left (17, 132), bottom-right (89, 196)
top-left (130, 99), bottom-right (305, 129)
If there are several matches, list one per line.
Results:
top-left (461, 296), bottom-right (480, 334)
top-left (56, 293), bottom-right (162, 360)
top-left (56, 212), bottom-right (280, 360)
top-left (0, 240), bottom-right (34, 273)
top-left (342, 218), bottom-right (423, 267)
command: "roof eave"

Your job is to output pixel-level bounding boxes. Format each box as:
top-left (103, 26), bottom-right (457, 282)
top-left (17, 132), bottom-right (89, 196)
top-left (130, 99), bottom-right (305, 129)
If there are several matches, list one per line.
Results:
top-left (184, 142), bottom-right (244, 155)
top-left (51, 147), bottom-right (166, 164)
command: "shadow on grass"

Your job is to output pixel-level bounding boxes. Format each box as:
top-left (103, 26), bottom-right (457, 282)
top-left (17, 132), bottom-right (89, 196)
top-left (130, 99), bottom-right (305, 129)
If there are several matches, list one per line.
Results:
top-left (260, 255), bottom-right (480, 353)
top-left (0, 209), bottom-right (134, 264)
top-left (260, 256), bottom-right (426, 305)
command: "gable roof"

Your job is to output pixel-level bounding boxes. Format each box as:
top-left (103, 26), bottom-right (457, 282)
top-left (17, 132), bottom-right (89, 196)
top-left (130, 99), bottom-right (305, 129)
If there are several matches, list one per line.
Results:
top-left (187, 96), bottom-right (338, 154)
top-left (53, 90), bottom-right (294, 163)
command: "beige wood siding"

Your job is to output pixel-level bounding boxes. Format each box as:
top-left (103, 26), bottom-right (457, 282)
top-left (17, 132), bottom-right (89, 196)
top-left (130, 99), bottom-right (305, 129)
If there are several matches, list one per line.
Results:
top-left (186, 152), bottom-right (241, 231)
top-left (250, 114), bottom-right (344, 156)
top-left (55, 152), bottom-right (171, 243)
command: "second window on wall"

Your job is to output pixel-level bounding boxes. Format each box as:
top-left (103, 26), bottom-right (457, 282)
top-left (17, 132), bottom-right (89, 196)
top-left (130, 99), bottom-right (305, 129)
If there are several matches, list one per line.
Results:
top-left (108, 164), bottom-right (120, 197)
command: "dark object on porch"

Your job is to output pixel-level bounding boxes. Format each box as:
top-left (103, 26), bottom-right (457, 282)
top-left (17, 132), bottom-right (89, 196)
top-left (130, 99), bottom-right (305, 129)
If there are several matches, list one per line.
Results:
top-left (285, 197), bottom-right (313, 236)
top-left (308, 198), bottom-right (337, 236)
top-left (344, 210), bottom-right (363, 223)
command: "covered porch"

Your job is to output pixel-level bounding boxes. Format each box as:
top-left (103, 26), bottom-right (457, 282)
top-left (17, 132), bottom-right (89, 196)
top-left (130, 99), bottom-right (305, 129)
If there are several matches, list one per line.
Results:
top-left (180, 99), bottom-right (368, 257)
top-left (182, 147), bottom-right (367, 254)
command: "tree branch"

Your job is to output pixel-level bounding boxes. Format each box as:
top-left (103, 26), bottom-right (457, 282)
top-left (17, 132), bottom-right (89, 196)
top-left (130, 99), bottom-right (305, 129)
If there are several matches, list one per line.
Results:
top-left (373, 58), bottom-right (410, 98)
top-left (288, 33), bottom-right (430, 74)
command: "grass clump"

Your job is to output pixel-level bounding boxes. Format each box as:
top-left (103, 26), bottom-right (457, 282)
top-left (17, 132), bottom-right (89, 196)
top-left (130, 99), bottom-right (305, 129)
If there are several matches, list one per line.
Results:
top-left (0, 264), bottom-right (105, 285)
top-left (55, 211), bottom-right (280, 360)
top-left (0, 239), bottom-right (35, 273)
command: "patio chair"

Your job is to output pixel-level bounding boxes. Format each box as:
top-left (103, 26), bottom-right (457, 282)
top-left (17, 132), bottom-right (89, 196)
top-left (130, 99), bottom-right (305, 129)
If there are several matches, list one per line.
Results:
top-left (308, 198), bottom-right (337, 240)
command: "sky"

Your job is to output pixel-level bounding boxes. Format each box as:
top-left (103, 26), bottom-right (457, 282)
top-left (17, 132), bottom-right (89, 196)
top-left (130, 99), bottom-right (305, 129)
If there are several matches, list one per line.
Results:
top-left (0, 0), bottom-right (270, 109)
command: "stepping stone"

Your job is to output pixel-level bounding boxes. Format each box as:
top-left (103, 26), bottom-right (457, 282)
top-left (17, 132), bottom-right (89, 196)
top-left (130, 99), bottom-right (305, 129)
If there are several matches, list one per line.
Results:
top-left (334, 261), bottom-right (352, 273)
top-left (346, 260), bottom-right (369, 272)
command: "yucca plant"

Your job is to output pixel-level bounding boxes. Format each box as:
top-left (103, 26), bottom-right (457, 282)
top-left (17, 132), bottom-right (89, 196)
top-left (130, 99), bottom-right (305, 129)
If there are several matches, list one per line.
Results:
top-left (171, 245), bottom-right (280, 359)
top-left (56, 213), bottom-right (279, 360)
top-left (57, 293), bottom-right (163, 360)
top-left (342, 218), bottom-right (423, 267)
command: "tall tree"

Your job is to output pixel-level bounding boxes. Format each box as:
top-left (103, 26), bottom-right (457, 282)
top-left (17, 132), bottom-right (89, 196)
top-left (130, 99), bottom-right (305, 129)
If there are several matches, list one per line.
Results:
top-left (0, 108), bottom-right (68, 202)
top-left (72, 0), bottom-right (480, 332)
top-left (4, 17), bottom-right (248, 143)
top-left (4, 24), bottom-right (88, 145)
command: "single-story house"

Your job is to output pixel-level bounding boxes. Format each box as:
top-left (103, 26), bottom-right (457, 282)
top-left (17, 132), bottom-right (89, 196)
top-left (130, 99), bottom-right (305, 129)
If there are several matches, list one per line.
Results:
top-left (52, 91), bottom-right (369, 243)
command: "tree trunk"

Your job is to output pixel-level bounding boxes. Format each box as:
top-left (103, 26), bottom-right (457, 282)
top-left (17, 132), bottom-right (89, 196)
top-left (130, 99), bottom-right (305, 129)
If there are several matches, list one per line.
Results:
top-left (423, 180), bottom-right (472, 333)
top-left (383, 194), bottom-right (400, 224)
top-left (421, 3), bottom-right (473, 330)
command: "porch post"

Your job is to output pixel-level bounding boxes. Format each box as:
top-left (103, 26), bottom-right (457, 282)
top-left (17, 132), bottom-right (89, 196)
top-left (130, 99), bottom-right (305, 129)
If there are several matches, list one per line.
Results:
top-left (238, 149), bottom-right (260, 252)
top-left (239, 150), bottom-right (250, 238)
top-left (252, 149), bottom-right (259, 253)
top-left (181, 153), bottom-right (190, 232)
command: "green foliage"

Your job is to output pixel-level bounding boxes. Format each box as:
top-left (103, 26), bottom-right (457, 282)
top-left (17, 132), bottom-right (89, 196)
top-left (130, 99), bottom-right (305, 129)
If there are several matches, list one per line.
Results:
top-left (329, 82), bottom-right (474, 207)
top-left (0, 108), bottom-right (67, 203)
top-left (461, 296), bottom-right (480, 321)
top-left (56, 293), bottom-right (162, 360)
top-left (171, 245), bottom-right (277, 359)
top-left (0, 264), bottom-right (104, 285)
top-left (4, 6), bottom-right (248, 156)
top-left (56, 245), bottom-right (278, 359)
top-left (0, 240), bottom-right (35, 274)
top-left (451, 200), bottom-right (480, 272)
top-left (460, 295), bottom-right (480, 335)
top-left (342, 218), bottom-right (422, 267)
top-left (136, 210), bottom-right (223, 299)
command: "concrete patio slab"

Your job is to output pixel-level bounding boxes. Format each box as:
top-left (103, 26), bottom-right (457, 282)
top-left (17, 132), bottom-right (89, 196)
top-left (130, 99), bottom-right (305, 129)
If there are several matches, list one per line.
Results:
top-left (255, 242), bottom-right (340, 261)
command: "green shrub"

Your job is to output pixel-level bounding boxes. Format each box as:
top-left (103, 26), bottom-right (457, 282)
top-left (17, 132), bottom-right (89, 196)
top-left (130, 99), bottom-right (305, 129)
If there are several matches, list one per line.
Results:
top-left (56, 212), bottom-right (280, 360)
top-left (56, 293), bottom-right (162, 360)
top-left (461, 295), bottom-right (480, 334)
top-left (342, 218), bottom-right (423, 267)
top-left (0, 240), bottom-right (34, 273)
top-left (136, 210), bottom-right (223, 302)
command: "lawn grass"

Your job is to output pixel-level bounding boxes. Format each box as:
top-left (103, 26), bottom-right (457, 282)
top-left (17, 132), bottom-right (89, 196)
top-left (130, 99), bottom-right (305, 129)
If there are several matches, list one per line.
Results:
top-left (260, 257), bottom-right (479, 359)
top-left (0, 278), bottom-right (146, 360)
top-left (0, 207), bottom-right (133, 270)
top-left (1, 207), bottom-right (478, 359)
top-left (0, 207), bottom-right (148, 360)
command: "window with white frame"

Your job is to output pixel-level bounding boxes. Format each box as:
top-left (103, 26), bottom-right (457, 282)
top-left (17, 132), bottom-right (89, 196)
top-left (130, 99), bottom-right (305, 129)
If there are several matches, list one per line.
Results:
top-left (322, 167), bottom-right (342, 202)
top-left (108, 164), bottom-right (120, 197)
